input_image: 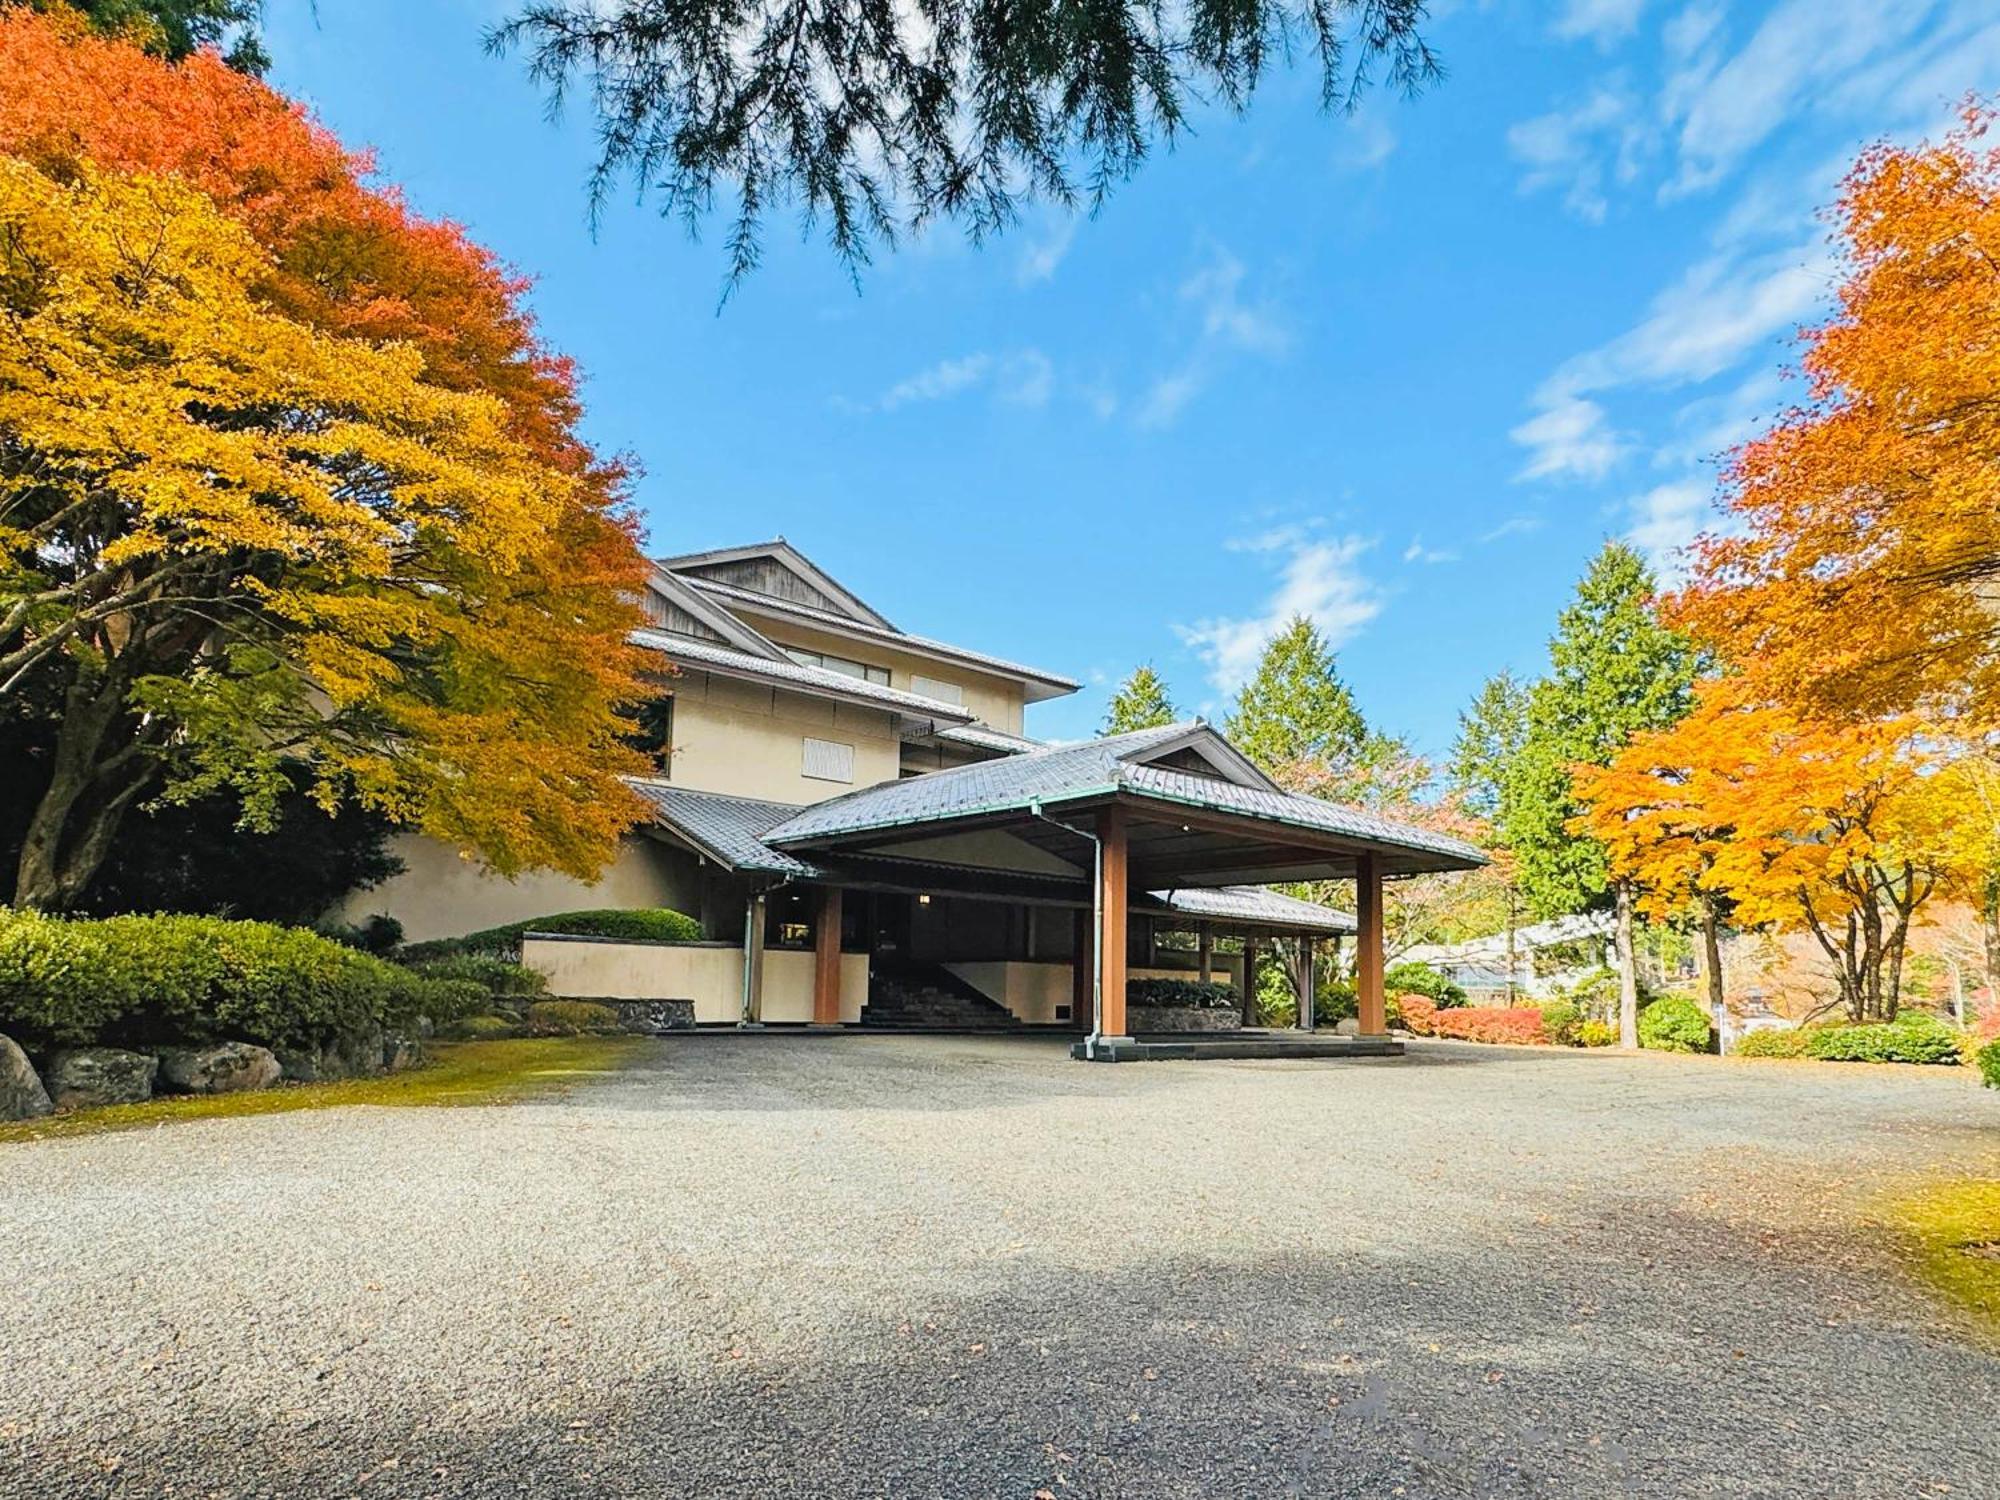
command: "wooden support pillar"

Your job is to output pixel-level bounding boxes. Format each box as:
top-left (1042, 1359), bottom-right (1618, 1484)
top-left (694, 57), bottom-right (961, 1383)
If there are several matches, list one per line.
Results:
top-left (1356, 854), bottom-right (1386, 1035)
top-left (1197, 926), bottom-right (1213, 983)
top-left (812, 885), bottom-right (844, 1026)
top-left (1241, 937), bottom-right (1259, 1028)
top-left (1097, 806), bottom-right (1129, 1038)
top-left (1298, 935), bottom-right (1316, 1032)
top-left (1072, 906), bottom-right (1095, 1033)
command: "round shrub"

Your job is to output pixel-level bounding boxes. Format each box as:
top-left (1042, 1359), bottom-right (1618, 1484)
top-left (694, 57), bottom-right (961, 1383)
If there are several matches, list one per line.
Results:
top-left (405, 954), bottom-right (549, 1000)
top-left (1576, 1019), bottom-right (1618, 1048)
top-left (1638, 996), bottom-right (1712, 1054)
top-left (1383, 961), bottom-right (1466, 1008)
top-left (1733, 1027), bottom-right (1814, 1059)
top-left (1538, 1000), bottom-right (1583, 1047)
top-left (1979, 1039), bottom-right (2000, 1090)
top-left (1398, 994), bottom-right (1438, 1035)
top-left (526, 1000), bottom-right (622, 1036)
top-left (1806, 1011), bottom-right (1964, 1065)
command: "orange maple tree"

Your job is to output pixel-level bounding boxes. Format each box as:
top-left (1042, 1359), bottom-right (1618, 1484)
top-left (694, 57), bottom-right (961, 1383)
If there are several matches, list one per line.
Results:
top-left (1674, 105), bottom-right (2000, 726)
top-left (0, 10), bottom-right (652, 907)
top-left (1574, 681), bottom-right (1971, 1022)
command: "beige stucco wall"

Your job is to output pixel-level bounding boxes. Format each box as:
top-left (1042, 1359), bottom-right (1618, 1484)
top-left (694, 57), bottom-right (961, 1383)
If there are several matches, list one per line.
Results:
top-left (520, 935), bottom-right (867, 1025)
top-left (667, 670), bottom-right (903, 800)
top-left (739, 616), bottom-right (1028, 735)
top-left (337, 834), bottom-right (700, 944)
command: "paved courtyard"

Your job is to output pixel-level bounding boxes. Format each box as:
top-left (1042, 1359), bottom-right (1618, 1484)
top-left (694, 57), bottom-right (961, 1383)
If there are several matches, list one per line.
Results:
top-left (2, 1037), bottom-right (1996, 1498)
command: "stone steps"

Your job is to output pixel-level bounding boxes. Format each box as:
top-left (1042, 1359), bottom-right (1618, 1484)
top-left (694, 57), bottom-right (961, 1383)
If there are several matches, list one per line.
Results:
top-left (863, 969), bottom-right (1022, 1031)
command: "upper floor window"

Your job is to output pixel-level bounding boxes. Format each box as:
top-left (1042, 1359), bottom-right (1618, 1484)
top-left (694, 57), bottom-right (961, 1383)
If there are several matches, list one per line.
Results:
top-left (785, 647), bottom-right (889, 686)
top-left (911, 674), bottom-right (964, 705)
top-left (802, 736), bottom-right (856, 783)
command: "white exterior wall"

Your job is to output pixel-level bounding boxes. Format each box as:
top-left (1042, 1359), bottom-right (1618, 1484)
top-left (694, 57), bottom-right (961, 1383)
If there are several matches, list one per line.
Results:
top-left (667, 670), bottom-right (903, 800)
top-left (339, 833), bottom-right (700, 945)
top-left (522, 935), bottom-right (868, 1025)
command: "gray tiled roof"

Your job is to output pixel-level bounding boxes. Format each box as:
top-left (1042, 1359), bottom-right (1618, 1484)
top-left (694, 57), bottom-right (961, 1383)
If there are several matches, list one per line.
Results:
top-left (1155, 886), bottom-right (1357, 934)
top-left (765, 722), bottom-right (1486, 871)
top-left (683, 576), bottom-right (1080, 692)
top-left (934, 723), bottom-right (1043, 756)
top-left (626, 781), bottom-right (822, 877)
top-left (632, 629), bottom-right (977, 724)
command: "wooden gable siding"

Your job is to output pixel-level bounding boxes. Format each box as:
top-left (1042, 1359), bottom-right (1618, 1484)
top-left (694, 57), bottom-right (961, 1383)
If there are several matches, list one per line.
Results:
top-left (685, 557), bottom-right (852, 616)
top-left (642, 591), bottom-right (726, 642)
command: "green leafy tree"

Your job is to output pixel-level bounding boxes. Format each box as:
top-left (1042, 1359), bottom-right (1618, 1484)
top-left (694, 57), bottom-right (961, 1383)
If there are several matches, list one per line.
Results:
top-left (490, 0), bottom-right (1441, 283)
top-left (1501, 542), bottom-right (1700, 1045)
top-left (1228, 617), bottom-right (1375, 778)
top-left (20, 0), bottom-right (267, 70)
top-left (1103, 666), bottom-right (1178, 734)
top-left (1451, 670), bottom-right (1528, 821)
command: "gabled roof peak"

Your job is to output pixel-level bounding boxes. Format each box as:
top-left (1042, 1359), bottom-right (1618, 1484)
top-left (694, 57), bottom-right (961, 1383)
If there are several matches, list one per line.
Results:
top-left (655, 539), bottom-right (895, 630)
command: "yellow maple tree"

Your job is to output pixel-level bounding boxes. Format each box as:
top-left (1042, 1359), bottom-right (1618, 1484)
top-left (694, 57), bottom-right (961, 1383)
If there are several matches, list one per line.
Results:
top-left (0, 158), bottom-right (649, 907)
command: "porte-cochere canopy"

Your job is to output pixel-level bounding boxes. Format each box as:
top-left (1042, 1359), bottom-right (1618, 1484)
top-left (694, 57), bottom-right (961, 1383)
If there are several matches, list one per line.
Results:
top-left (632, 722), bottom-right (1484, 1044)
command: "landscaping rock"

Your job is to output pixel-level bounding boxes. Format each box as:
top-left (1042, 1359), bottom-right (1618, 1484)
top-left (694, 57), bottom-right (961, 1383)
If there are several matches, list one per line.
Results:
top-left (382, 1032), bottom-right (423, 1073)
top-left (156, 1042), bottom-right (282, 1096)
top-left (611, 999), bottom-right (696, 1035)
top-left (0, 1033), bottom-right (51, 1121)
top-left (1333, 1018), bottom-right (1362, 1036)
top-left (332, 1029), bottom-right (387, 1078)
top-left (1127, 1003), bottom-right (1241, 1034)
top-left (44, 1048), bottom-right (157, 1110)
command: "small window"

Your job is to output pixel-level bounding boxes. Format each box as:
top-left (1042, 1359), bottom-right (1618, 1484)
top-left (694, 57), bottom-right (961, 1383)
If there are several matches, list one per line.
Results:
top-left (911, 674), bottom-right (965, 705)
top-left (802, 736), bottom-right (855, 783)
top-left (787, 648), bottom-right (889, 687)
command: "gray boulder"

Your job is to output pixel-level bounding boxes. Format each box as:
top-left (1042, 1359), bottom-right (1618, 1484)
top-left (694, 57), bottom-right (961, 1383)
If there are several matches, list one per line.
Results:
top-left (382, 1031), bottom-right (423, 1073)
top-left (1333, 1018), bottom-right (1362, 1037)
top-left (0, 1033), bottom-right (52, 1121)
top-left (157, 1042), bottom-right (282, 1096)
top-left (44, 1048), bottom-right (157, 1110)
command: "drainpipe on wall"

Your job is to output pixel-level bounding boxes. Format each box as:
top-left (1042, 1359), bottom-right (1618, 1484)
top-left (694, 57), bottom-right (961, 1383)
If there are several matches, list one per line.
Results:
top-left (1030, 800), bottom-right (1103, 1060)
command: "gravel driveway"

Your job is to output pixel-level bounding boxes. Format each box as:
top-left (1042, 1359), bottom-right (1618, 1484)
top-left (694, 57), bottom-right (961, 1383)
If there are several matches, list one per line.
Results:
top-left (2, 1036), bottom-right (1996, 1499)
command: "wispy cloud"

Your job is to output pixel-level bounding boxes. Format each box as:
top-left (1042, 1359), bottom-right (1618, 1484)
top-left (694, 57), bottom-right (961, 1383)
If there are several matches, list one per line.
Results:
top-left (857, 349), bottom-right (1061, 413)
top-left (1508, 82), bottom-right (1648, 223)
top-left (1134, 246), bottom-right (1292, 430)
top-left (1552, 0), bottom-right (1648, 48)
top-left (1401, 535), bottom-right (1459, 565)
top-left (1624, 478), bottom-right (1715, 579)
top-left (1178, 530), bottom-right (1381, 694)
top-left (1016, 215), bottom-right (1078, 285)
top-left (1479, 514), bottom-right (1545, 544)
top-left (1332, 109), bottom-right (1398, 173)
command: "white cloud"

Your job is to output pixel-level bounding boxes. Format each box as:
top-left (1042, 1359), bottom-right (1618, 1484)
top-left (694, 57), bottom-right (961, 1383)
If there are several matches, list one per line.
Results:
top-left (1016, 216), bottom-right (1078, 284)
top-left (1180, 250), bottom-right (1291, 357)
top-left (1508, 83), bottom-right (1649, 222)
top-left (1178, 533), bottom-right (1382, 694)
top-left (1625, 479), bottom-right (1715, 579)
top-left (1512, 241), bottom-right (1828, 480)
top-left (1553, 0), bottom-right (1647, 47)
top-left (1333, 110), bottom-right (1398, 173)
top-left (879, 354), bottom-right (991, 410)
top-left (1136, 370), bottom-right (1202, 430)
top-left (1402, 535), bottom-right (1459, 565)
top-left (1480, 514), bottom-right (1545, 544)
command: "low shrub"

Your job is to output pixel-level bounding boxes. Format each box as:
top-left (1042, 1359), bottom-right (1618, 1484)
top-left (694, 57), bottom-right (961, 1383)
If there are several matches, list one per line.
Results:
top-left (1638, 996), bottom-right (1712, 1054)
top-left (400, 908), bottom-right (703, 963)
top-left (1733, 1027), bottom-right (1814, 1059)
top-left (317, 914), bottom-right (404, 956)
top-left (0, 907), bottom-right (469, 1051)
top-left (1383, 961), bottom-right (1467, 1008)
top-left (1398, 994), bottom-right (1438, 1035)
top-left (1979, 1039), bottom-right (2000, 1090)
top-left (404, 954), bottom-right (549, 1000)
top-left (526, 1000), bottom-right (622, 1036)
top-left (1428, 1006), bottom-right (1547, 1045)
top-left (1806, 1011), bottom-right (1964, 1066)
top-left (439, 1013), bottom-right (524, 1041)
top-left (1316, 978), bottom-right (1358, 1022)
top-left (1127, 977), bottom-right (1239, 1010)
top-left (1576, 1019), bottom-right (1618, 1048)
top-left (1538, 1000), bottom-right (1583, 1047)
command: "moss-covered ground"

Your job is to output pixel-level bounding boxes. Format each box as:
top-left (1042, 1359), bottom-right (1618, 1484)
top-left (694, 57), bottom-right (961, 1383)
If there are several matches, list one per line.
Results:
top-left (0, 1036), bottom-right (646, 1145)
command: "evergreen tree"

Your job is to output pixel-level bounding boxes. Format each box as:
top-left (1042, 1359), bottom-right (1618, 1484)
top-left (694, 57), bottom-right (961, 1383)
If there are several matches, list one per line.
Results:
top-left (1450, 670), bottom-right (1529, 822)
top-left (1501, 542), bottom-right (1700, 1045)
top-left (31, 0), bottom-right (269, 71)
top-left (1227, 617), bottom-right (1372, 776)
top-left (1103, 666), bottom-right (1178, 734)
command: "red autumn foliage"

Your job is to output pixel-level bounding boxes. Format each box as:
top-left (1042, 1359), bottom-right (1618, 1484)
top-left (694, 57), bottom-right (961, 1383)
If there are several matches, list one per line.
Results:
top-left (1397, 995), bottom-right (1438, 1035)
top-left (1427, 1007), bottom-right (1550, 1046)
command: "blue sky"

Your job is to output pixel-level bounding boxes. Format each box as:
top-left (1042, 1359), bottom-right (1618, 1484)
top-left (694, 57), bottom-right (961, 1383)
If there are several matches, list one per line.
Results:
top-left (265, 0), bottom-right (2000, 752)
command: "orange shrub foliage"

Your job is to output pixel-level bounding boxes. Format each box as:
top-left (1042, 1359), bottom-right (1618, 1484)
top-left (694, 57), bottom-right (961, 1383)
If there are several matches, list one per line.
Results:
top-left (1397, 995), bottom-right (1438, 1035)
top-left (1428, 1007), bottom-right (1549, 1046)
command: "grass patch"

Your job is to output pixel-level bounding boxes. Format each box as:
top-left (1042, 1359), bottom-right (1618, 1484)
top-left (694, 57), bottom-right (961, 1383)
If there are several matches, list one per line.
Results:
top-left (0, 1037), bottom-right (646, 1145)
top-left (1885, 1178), bottom-right (2000, 1342)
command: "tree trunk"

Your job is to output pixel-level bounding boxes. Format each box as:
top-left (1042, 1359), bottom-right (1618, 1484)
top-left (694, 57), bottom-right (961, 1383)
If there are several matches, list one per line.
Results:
top-left (11, 665), bottom-right (155, 910)
top-left (1701, 898), bottom-right (1726, 1051)
top-left (1504, 887), bottom-right (1519, 1004)
top-left (1983, 873), bottom-right (2000, 1008)
top-left (1614, 882), bottom-right (1639, 1049)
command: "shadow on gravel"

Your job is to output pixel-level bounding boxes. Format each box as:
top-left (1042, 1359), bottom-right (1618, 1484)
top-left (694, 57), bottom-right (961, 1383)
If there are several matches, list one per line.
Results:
top-left (15, 1236), bottom-right (1994, 1500)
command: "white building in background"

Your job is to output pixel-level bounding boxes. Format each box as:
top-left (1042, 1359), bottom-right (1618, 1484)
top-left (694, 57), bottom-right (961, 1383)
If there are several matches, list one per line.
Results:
top-left (1402, 912), bottom-right (1617, 1003)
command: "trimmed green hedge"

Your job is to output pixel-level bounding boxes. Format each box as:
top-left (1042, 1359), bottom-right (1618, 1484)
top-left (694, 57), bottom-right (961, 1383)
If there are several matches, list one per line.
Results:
top-left (0, 908), bottom-right (483, 1052)
top-left (403, 954), bottom-right (549, 1000)
top-left (400, 908), bottom-right (703, 963)
top-left (1733, 1027), bottom-right (1814, 1059)
top-left (1806, 1011), bottom-right (1963, 1065)
top-left (1127, 977), bottom-right (1239, 1010)
top-left (1979, 1039), bottom-right (2000, 1089)
top-left (1638, 995), bottom-right (1713, 1054)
